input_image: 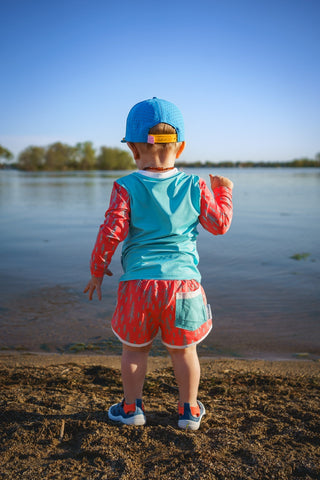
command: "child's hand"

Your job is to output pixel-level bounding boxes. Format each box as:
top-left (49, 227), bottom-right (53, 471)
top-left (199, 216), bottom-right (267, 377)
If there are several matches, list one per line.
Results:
top-left (84, 276), bottom-right (103, 301)
top-left (209, 174), bottom-right (234, 190)
top-left (83, 269), bottom-right (112, 301)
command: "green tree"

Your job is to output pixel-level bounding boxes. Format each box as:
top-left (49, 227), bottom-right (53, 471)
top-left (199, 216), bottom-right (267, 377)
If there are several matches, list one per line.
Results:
top-left (97, 147), bottom-right (134, 170)
top-left (0, 145), bottom-right (13, 160)
top-left (291, 157), bottom-right (313, 167)
top-left (96, 147), bottom-right (111, 169)
top-left (115, 150), bottom-right (135, 169)
top-left (75, 142), bottom-right (96, 170)
top-left (44, 142), bottom-right (77, 170)
top-left (17, 146), bottom-right (46, 171)
top-left (0, 145), bottom-right (14, 167)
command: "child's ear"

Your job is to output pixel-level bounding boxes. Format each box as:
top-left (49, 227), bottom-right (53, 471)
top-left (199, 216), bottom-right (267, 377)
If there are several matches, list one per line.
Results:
top-left (176, 141), bottom-right (185, 159)
top-left (127, 142), bottom-right (140, 160)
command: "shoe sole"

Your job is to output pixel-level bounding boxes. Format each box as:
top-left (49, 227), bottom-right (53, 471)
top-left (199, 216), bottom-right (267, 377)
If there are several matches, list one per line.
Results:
top-left (108, 406), bottom-right (146, 426)
top-left (178, 401), bottom-right (205, 430)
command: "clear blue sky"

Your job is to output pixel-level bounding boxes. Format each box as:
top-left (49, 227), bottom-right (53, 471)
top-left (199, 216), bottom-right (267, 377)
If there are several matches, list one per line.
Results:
top-left (1, 0), bottom-right (319, 162)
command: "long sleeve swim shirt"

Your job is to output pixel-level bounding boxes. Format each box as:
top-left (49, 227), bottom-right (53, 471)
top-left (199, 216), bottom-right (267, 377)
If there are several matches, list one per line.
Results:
top-left (90, 169), bottom-right (233, 282)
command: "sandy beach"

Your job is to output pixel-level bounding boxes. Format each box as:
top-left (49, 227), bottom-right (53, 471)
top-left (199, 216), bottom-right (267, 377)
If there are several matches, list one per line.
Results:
top-left (0, 353), bottom-right (319, 479)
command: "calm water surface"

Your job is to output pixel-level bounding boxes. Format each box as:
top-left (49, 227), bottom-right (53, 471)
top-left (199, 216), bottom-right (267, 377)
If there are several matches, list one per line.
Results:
top-left (1, 168), bottom-right (319, 358)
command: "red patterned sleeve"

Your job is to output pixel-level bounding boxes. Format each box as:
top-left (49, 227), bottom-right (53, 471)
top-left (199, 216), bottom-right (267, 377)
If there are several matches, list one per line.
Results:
top-left (199, 178), bottom-right (233, 235)
top-left (90, 182), bottom-right (130, 277)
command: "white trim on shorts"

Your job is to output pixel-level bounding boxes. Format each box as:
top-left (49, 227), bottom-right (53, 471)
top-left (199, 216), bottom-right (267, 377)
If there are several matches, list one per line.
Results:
top-left (161, 324), bottom-right (212, 349)
top-left (111, 327), bottom-right (155, 348)
top-left (112, 324), bottom-right (212, 349)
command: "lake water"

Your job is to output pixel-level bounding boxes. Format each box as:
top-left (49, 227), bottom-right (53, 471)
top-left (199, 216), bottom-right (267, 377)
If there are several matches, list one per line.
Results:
top-left (0, 168), bottom-right (319, 359)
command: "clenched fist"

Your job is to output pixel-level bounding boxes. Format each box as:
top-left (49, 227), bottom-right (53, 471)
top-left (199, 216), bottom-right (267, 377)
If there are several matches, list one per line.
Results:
top-left (209, 174), bottom-right (234, 190)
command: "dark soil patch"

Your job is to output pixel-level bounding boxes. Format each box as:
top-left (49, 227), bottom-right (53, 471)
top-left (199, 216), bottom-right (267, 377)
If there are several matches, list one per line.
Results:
top-left (0, 360), bottom-right (319, 479)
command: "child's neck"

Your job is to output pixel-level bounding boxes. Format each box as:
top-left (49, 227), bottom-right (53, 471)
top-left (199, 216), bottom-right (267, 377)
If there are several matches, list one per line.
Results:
top-left (137, 152), bottom-right (176, 172)
top-left (143, 166), bottom-right (176, 172)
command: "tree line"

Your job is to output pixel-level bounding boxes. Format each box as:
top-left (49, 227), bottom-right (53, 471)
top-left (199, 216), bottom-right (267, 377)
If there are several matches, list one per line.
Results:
top-left (0, 142), bottom-right (135, 171)
top-left (176, 153), bottom-right (320, 169)
top-left (0, 143), bottom-right (319, 170)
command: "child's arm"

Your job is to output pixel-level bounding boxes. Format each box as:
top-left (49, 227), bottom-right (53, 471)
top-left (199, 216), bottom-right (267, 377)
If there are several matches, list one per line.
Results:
top-left (199, 175), bottom-right (233, 235)
top-left (83, 182), bottom-right (130, 300)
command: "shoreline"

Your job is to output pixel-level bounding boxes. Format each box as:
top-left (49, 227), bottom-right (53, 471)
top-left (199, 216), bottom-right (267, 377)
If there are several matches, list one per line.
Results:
top-left (1, 352), bottom-right (319, 376)
top-left (1, 280), bottom-right (320, 362)
top-left (2, 342), bottom-right (319, 362)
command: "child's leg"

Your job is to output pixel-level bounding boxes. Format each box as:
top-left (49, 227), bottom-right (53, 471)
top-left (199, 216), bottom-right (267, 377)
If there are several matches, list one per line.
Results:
top-left (121, 343), bottom-right (152, 404)
top-left (166, 344), bottom-right (200, 407)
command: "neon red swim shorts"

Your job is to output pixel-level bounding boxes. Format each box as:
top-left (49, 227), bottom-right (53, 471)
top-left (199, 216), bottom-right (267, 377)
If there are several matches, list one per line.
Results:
top-left (111, 279), bottom-right (212, 348)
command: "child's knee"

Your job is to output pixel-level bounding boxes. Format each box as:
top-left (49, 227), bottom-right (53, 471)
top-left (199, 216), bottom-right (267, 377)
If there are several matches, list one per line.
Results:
top-left (166, 344), bottom-right (197, 357)
top-left (122, 343), bottom-right (153, 354)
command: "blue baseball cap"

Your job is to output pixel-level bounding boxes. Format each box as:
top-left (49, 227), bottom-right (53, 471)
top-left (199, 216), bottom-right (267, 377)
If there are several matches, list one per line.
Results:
top-left (121, 97), bottom-right (185, 144)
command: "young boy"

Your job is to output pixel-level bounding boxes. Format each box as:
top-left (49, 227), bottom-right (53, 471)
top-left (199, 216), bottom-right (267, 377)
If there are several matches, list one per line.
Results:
top-left (84, 97), bottom-right (233, 430)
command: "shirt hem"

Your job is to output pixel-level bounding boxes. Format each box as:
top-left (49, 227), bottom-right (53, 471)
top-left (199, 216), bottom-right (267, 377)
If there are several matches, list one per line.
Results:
top-left (119, 274), bottom-right (202, 282)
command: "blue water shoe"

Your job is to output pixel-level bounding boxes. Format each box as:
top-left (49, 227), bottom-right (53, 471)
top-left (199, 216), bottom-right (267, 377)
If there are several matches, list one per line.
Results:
top-left (178, 400), bottom-right (205, 430)
top-left (108, 399), bottom-right (146, 426)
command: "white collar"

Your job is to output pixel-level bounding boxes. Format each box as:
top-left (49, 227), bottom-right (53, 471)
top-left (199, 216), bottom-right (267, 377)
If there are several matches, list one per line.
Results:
top-left (137, 168), bottom-right (179, 179)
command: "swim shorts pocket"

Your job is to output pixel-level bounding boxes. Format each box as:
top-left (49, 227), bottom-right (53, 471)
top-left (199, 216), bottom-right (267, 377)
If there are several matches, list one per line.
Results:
top-left (175, 287), bottom-right (208, 332)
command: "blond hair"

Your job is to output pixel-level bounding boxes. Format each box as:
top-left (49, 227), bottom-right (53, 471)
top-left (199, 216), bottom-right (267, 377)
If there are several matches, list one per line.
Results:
top-left (136, 123), bottom-right (182, 155)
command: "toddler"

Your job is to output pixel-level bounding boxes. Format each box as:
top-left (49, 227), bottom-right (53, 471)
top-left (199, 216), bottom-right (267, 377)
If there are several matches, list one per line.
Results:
top-left (84, 97), bottom-right (233, 430)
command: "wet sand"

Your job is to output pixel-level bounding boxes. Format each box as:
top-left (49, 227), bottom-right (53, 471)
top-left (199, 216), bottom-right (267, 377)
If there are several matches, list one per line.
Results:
top-left (0, 354), bottom-right (319, 479)
top-left (1, 284), bottom-right (320, 361)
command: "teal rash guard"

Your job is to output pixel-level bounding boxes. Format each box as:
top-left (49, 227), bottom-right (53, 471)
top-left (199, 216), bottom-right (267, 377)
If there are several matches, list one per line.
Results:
top-left (90, 168), bottom-right (233, 281)
top-left (117, 171), bottom-right (202, 282)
